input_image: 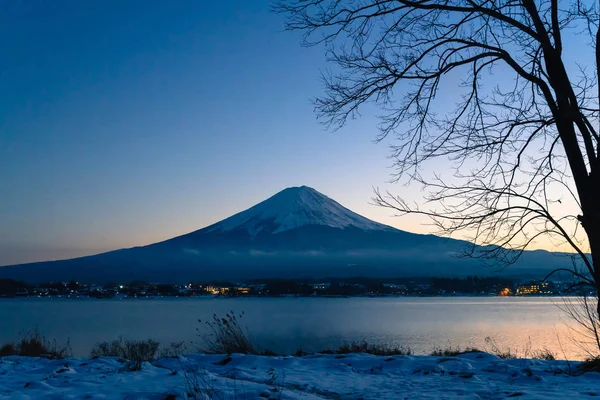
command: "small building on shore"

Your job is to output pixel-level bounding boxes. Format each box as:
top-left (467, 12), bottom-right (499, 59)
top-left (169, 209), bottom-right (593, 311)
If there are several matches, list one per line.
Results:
top-left (516, 282), bottom-right (552, 295)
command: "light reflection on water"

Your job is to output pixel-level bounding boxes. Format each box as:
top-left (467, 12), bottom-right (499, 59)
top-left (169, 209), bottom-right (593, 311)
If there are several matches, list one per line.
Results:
top-left (0, 296), bottom-right (593, 359)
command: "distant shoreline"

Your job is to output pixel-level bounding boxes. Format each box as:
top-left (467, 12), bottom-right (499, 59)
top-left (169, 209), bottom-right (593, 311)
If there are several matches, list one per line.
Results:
top-left (0, 293), bottom-right (573, 300)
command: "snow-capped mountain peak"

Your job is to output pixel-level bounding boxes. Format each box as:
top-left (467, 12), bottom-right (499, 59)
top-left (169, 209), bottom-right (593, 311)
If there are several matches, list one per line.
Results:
top-left (206, 186), bottom-right (393, 237)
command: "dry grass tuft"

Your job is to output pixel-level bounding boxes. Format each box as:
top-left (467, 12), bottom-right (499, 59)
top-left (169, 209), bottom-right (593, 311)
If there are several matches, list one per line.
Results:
top-left (198, 312), bottom-right (257, 355)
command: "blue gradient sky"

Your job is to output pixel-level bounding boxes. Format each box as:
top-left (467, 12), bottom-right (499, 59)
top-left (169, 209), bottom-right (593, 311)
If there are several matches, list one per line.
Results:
top-left (0, 1), bottom-right (585, 265)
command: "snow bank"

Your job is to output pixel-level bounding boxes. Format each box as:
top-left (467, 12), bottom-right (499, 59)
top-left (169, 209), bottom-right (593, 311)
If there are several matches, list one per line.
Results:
top-left (1, 352), bottom-right (599, 399)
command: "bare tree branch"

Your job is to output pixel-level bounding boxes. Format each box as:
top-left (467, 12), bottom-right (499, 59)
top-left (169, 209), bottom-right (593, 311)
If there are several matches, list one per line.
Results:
top-left (277, 0), bottom-right (600, 352)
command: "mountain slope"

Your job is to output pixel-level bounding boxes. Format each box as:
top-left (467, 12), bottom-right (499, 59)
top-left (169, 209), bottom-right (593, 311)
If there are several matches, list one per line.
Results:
top-left (0, 186), bottom-right (573, 283)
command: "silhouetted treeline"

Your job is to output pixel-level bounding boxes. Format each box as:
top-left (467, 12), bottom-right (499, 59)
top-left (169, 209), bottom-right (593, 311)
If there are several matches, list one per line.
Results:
top-left (0, 279), bottom-right (29, 296)
top-left (264, 280), bottom-right (314, 296)
top-left (431, 276), bottom-right (514, 294)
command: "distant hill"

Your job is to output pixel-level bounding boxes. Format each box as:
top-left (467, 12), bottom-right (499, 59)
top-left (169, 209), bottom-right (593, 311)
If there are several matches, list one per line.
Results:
top-left (0, 186), bottom-right (574, 283)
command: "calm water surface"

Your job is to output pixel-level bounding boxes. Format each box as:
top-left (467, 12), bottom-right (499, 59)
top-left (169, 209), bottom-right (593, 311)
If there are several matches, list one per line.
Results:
top-left (0, 297), bottom-right (590, 359)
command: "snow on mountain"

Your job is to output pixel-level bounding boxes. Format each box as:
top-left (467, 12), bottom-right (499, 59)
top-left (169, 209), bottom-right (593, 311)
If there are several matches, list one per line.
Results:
top-left (205, 186), bottom-right (394, 237)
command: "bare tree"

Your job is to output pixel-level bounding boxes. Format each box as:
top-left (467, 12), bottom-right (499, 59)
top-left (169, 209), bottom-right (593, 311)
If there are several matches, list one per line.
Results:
top-left (275, 0), bottom-right (600, 341)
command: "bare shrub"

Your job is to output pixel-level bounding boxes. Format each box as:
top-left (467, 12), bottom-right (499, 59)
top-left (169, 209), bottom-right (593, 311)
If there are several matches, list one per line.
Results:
top-left (90, 339), bottom-right (124, 359)
top-left (159, 341), bottom-right (188, 358)
top-left (124, 339), bottom-right (160, 362)
top-left (0, 343), bottom-right (16, 357)
top-left (294, 348), bottom-right (306, 357)
top-left (579, 356), bottom-right (600, 373)
top-left (321, 341), bottom-right (411, 356)
top-left (0, 329), bottom-right (70, 359)
top-left (530, 348), bottom-right (556, 361)
top-left (431, 346), bottom-right (482, 357)
top-left (90, 337), bottom-right (160, 362)
top-left (484, 337), bottom-right (556, 360)
top-left (484, 337), bottom-right (518, 359)
top-left (198, 312), bottom-right (257, 355)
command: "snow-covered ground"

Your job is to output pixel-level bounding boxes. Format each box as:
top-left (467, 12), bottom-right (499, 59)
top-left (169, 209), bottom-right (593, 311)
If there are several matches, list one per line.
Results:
top-left (1, 352), bottom-right (599, 399)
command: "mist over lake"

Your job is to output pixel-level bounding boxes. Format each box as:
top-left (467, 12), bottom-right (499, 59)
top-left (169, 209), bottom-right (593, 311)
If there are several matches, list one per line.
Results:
top-left (0, 296), bottom-right (587, 359)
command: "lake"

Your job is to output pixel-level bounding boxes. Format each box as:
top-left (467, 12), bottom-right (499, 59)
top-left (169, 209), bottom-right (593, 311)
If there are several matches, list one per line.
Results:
top-left (0, 296), bottom-right (593, 359)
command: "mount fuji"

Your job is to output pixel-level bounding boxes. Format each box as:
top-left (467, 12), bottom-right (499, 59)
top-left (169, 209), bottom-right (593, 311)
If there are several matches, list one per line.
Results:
top-left (0, 186), bottom-right (570, 283)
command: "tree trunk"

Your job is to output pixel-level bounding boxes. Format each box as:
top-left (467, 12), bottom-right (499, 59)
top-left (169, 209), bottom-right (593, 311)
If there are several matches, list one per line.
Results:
top-left (580, 180), bottom-right (600, 316)
top-left (590, 229), bottom-right (600, 318)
